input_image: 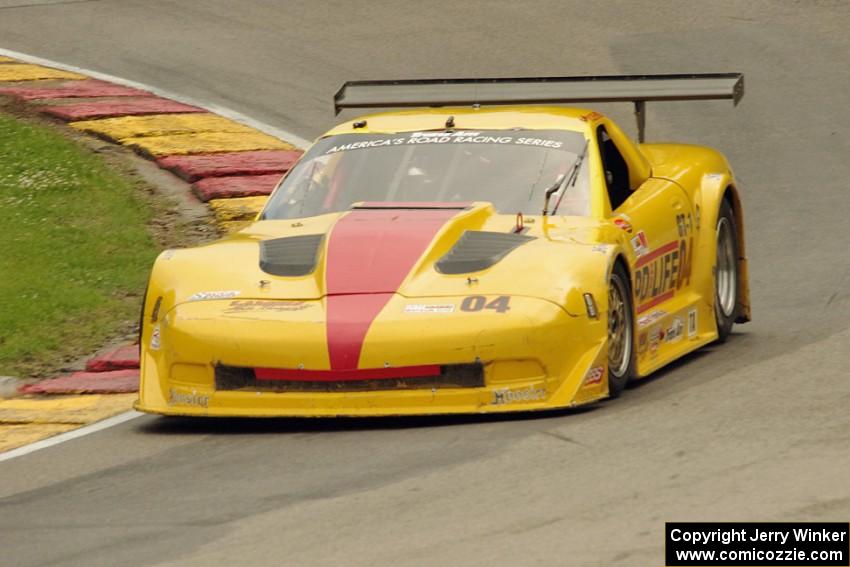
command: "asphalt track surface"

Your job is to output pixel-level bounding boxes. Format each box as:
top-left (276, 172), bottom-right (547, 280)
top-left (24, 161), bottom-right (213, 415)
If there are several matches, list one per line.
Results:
top-left (1, 2), bottom-right (850, 566)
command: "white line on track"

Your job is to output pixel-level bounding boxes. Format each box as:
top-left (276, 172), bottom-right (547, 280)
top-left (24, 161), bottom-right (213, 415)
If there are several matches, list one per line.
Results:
top-left (0, 46), bottom-right (311, 148)
top-left (0, 46), bottom-right (312, 462)
top-left (0, 411), bottom-right (143, 463)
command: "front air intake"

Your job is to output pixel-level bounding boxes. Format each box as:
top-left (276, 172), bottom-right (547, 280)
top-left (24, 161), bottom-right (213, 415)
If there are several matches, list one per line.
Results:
top-left (215, 363), bottom-right (484, 392)
top-left (435, 230), bottom-right (534, 274)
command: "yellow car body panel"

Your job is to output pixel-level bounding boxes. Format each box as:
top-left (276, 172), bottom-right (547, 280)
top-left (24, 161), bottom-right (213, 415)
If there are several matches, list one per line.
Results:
top-left (135, 105), bottom-right (749, 417)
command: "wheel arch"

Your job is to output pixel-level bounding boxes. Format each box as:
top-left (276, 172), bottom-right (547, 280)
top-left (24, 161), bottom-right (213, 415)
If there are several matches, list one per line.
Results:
top-left (720, 184), bottom-right (752, 323)
top-left (695, 173), bottom-right (751, 325)
top-left (605, 254), bottom-right (636, 396)
top-left (613, 254), bottom-right (633, 296)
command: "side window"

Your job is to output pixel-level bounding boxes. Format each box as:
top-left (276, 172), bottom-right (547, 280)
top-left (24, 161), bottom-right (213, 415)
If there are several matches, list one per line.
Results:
top-left (596, 125), bottom-right (631, 211)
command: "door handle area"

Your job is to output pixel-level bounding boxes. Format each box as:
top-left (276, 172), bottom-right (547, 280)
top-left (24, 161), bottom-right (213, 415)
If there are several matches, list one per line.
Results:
top-left (670, 198), bottom-right (684, 210)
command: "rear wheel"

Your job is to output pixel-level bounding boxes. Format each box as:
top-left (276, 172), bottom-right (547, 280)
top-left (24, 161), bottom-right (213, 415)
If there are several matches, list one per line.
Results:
top-left (714, 200), bottom-right (739, 342)
top-left (607, 262), bottom-right (636, 398)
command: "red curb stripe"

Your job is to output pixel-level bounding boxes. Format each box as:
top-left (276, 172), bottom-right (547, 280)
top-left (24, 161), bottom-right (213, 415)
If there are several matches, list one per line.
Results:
top-left (192, 174), bottom-right (281, 202)
top-left (41, 98), bottom-right (204, 121)
top-left (0, 79), bottom-right (146, 100)
top-left (156, 150), bottom-right (302, 182)
top-left (20, 369), bottom-right (139, 394)
top-left (84, 344), bottom-right (140, 372)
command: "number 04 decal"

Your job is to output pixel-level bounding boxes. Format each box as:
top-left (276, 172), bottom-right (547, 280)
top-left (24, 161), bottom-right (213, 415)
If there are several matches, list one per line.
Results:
top-left (460, 295), bottom-right (511, 313)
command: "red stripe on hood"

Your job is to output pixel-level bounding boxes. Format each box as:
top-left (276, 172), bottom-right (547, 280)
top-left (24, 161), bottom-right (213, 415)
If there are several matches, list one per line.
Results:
top-left (325, 208), bottom-right (458, 370)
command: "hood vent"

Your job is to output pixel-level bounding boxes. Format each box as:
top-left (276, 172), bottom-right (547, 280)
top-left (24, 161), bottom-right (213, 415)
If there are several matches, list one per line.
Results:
top-left (259, 234), bottom-right (324, 277)
top-left (436, 231), bottom-right (534, 274)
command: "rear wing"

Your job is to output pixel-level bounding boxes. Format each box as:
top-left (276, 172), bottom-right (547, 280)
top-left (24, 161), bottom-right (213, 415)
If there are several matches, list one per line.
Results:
top-left (333, 73), bottom-right (744, 142)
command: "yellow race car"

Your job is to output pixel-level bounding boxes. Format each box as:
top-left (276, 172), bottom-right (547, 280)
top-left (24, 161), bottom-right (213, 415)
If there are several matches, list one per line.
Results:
top-left (136, 74), bottom-right (751, 417)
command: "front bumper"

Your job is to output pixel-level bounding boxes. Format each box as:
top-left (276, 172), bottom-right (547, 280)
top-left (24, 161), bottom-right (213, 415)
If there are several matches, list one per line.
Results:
top-left (135, 294), bottom-right (609, 417)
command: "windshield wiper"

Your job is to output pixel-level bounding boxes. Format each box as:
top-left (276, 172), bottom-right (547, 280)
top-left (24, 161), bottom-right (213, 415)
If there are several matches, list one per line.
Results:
top-left (542, 140), bottom-right (589, 216)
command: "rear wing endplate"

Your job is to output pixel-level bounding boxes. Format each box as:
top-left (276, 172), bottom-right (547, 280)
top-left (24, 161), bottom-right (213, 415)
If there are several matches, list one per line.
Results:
top-left (333, 73), bottom-right (744, 142)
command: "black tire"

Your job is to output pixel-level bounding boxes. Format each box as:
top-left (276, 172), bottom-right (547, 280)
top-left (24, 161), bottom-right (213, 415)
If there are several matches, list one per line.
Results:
top-left (607, 262), bottom-right (636, 398)
top-left (714, 200), bottom-right (740, 343)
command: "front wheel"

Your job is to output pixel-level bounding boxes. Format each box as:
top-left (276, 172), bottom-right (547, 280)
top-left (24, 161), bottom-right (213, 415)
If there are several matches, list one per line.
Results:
top-left (714, 200), bottom-right (740, 343)
top-left (607, 262), bottom-right (636, 398)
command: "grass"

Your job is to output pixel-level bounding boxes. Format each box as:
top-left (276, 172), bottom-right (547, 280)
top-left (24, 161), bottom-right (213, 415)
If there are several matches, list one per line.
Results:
top-left (0, 111), bottom-right (159, 377)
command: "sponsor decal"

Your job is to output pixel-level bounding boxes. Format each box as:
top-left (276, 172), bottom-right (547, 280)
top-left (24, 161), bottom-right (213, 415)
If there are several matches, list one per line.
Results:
top-left (630, 231), bottom-right (650, 258)
top-left (326, 138), bottom-right (407, 153)
top-left (517, 137), bottom-right (566, 148)
top-left (492, 386), bottom-right (547, 405)
top-left (411, 131), bottom-right (480, 138)
top-left (637, 309), bottom-right (667, 329)
top-left (404, 303), bottom-right (455, 314)
top-left (188, 290), bottom-right (240, 301)
top-left (149, 324), bottom-right (161, 351)
top-left (583, 366), bottom-right (605, 386)
top-left (613, 217), bottom-right (633, 233)
top-left (676, 213), bottom-right (694, 238)
top-left (324, 131), bottom-right (565, 155)
top-left (224, 300), bottom-right (311, 313)
top-left (705, 172), bottom-right (723, 182)
top-left (664, 317), bottom-right (684, 344)
top-left (649, 326), bottom-right (662, 358)
top-left (168, 388), bottom-right (209, 408)
top-left (638, 331), bottom-right (648, 356)
top-left (591, 244), bottom-right (609, 254)
top-left (688, 308), bottom-right (698, 338)
top-left (633, 238), bottom-right (693, 314)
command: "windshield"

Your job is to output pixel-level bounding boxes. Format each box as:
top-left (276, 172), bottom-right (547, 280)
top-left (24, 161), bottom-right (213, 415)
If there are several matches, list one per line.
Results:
top-left (261, 129), bottom-right (590, 220)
